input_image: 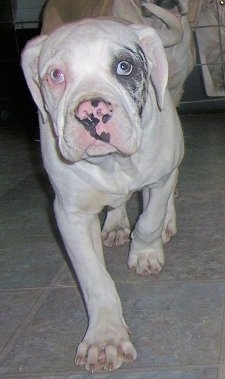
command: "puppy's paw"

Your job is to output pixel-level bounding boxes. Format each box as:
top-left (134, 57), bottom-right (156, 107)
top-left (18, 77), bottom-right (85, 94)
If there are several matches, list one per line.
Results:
top-left (102, 205), bottom-right (130, 247)
top-left (128, 247), bottom-right (165, 275)
top-left (75, 324), bottom-right (137, 372)
top-left (102, 226), bottom-right (130, 247)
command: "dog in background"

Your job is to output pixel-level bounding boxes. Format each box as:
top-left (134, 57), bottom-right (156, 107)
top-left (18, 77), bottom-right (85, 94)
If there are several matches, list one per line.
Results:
top-left (142, 0), bottom-right (196, 105)
top-left (195, 0), bottom-right (225, 96)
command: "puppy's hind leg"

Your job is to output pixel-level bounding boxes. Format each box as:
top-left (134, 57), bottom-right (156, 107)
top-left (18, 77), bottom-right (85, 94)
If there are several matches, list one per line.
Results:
top-left (102, 202), bottom-right (131, 247)
top-left (161, 173), bottom-right (178, 243)
top-left (128, 170), bottom-right (178, 275)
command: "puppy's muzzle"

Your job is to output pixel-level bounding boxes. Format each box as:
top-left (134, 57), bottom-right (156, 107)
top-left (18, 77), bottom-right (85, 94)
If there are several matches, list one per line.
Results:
top-left (74, 97), bottom-right (113, 143)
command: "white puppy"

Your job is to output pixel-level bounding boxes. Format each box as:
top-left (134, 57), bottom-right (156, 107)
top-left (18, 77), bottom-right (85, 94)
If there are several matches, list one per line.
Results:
top-left (21, 19), bottom-right (184, 372)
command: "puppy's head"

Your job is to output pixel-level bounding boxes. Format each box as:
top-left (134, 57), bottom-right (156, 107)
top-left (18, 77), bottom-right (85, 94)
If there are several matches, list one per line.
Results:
top-left (21, 19), bottom-right (168, 162)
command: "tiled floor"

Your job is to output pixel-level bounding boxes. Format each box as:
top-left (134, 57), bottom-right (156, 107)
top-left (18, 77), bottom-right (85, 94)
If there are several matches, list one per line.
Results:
top-left (0, 112), bottom-right (225, 379)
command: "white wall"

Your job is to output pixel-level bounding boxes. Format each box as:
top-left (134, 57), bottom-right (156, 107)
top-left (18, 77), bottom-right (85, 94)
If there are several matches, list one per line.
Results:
top-left (15, 0), bottom-right (46, 28)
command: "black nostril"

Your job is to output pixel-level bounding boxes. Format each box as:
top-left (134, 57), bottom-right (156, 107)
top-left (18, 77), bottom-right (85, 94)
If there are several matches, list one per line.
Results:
top-left (102, 114), bottom-right (111, 124)
top-left (91, 99), bottom-right (101, 108)
top-left (75, 113), bottom-right (100, 138)
top-left (81, 113), bottom-right (100, 128)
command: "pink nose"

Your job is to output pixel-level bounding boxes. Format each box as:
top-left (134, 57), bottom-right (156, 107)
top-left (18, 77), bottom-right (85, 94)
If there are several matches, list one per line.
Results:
top-left (75, 98), bottom-right (113, 125)
top-left (74, 98), bottom-right (113, 142)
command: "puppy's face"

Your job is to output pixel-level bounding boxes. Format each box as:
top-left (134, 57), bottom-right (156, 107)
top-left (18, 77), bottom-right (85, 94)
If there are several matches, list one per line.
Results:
top-left (22, 19), bottom-right (168, 162)
top-left (39, 22), bottom-right (149, 161)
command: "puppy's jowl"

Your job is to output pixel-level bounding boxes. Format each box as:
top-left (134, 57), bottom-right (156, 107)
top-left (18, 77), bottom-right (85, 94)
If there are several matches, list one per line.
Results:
top-left (22, 19), bottom-right (184, 372)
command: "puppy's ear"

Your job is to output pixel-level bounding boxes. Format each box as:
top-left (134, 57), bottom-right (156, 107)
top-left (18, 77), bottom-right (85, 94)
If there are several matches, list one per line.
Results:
top-left (130, 24), bottom-right (168, 110)
top-left (21, 35), bottom-right (48, 123)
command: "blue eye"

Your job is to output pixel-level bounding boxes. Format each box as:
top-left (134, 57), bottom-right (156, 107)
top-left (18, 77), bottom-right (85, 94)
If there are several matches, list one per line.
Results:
top-left (50, 69), bottom-right (65, 83)
top-left (117, 61), bottom-right (133, 76)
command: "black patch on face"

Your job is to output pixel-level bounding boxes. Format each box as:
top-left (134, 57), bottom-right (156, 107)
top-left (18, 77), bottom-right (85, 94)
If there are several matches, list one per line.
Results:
top-left (111, 44), bottom-right (148, 117)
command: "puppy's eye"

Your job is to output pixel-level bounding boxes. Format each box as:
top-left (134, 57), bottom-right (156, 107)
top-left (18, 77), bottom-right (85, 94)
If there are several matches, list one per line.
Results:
top-left (50, 69), bottom-right (65, 83)
top-left (117, 61), bottom-right (133, 76)
top-left (219, 0), bottom-right (225, 5)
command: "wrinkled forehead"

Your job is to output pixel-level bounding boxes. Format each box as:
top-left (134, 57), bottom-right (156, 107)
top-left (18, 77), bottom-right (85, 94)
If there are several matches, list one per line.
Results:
top-left (39, 19), bottom-right (140, 66)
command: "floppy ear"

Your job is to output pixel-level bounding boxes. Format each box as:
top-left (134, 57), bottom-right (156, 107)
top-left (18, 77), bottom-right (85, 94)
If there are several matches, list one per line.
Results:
top-left (130, 24), bottom-right (168, 110)
top-left (21, 35), bottom-right (48, 123)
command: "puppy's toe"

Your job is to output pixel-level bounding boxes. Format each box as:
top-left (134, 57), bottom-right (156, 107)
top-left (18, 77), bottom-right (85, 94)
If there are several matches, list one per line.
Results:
top-left (75, 337), bottom-right (136, 372)
top-left (128, 248), bottom-right (165, 276)
top-left (102, 227), bottom-right (130, 247)
top-left (162, 221), bottom-right (177, 243)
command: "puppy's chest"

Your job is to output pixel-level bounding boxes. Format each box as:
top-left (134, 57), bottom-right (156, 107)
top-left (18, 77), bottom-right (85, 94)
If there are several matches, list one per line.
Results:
top-left (75, 158), bottom-right (145, 207)
top-left (83, 157), bottom-right (146, 191)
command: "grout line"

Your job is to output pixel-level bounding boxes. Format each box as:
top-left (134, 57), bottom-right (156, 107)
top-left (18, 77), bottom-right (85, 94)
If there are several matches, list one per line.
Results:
top-left (0, 264), bottom-right (66, 364)
top-left (218, 300), bottom-right (225, 379)
top-left (1, 278), bottom-right (225, 293)
top-left (0, 364), bottom-right (221, 379)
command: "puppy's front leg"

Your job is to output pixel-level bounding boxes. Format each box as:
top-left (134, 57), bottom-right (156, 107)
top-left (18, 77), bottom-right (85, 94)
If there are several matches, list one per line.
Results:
top-left (54, 198), bottom-right (137, 372)
top-left (128, 170), bottom-right (178, 276)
